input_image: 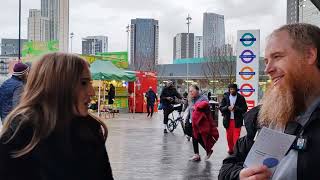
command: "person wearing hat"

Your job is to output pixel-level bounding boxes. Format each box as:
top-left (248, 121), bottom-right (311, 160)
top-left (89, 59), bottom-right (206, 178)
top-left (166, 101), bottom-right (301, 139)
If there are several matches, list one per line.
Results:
top-left (0, 62), bottom-right (29, 122)
top-left (219, 83), bottom-right (247, 154)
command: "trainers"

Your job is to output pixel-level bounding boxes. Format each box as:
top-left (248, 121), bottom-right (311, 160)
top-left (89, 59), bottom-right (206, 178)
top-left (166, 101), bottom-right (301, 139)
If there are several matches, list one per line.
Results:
top-left (205, 150), bottom-right (213, 160)
top-left (164, 129), bottom-right (168, 133)
top-left (189, 154), bottom-right (201, 161)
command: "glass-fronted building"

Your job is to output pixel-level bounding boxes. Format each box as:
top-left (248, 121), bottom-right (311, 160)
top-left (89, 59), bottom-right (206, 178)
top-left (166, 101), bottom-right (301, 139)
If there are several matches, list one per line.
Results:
top-left (203, 12), bottom-right (225, 57)
top-left (287, 0), bottom-right (320, 26)
top-left (130, 18), bottom-right (159, 71)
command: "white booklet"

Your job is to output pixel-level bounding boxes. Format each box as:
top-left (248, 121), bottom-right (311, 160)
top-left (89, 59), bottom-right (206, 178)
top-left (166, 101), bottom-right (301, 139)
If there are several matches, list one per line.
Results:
top-left (244, 127), bottom-right (296, 173)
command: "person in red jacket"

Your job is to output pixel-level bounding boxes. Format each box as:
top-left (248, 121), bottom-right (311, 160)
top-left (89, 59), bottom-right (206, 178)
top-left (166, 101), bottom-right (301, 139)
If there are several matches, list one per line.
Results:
top-left (186, 84), bottom-right (219, 161)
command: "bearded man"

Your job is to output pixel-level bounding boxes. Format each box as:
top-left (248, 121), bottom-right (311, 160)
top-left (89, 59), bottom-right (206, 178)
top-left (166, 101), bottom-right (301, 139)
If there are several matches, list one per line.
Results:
top-left (218, 23), bottom-right (320, 180)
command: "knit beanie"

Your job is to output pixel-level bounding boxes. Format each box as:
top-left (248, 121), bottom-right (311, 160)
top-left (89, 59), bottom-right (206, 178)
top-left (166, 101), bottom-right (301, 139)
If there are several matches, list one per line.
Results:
top-left (13, 63), bottom-right (29, 76)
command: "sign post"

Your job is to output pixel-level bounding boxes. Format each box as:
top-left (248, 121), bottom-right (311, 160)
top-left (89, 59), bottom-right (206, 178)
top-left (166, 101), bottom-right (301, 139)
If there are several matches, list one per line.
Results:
top-left (236, 30), bottom-right (260, 110)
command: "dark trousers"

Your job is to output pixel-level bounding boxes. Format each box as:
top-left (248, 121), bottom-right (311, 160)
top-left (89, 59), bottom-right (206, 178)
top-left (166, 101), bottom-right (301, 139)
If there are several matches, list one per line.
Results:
top-left (193, 135), bottom-right (205, 154)
top-left (147, 104), bottom-right (154, 117)
top-left (163, 106), bottom-right (174, 124)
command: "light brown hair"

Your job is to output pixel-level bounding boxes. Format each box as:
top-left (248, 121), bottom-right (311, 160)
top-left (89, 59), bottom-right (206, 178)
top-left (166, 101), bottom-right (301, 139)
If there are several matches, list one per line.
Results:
top-left (1, 53), bottom-right (107, 158)
top-left (273, 23), bottom-right (320, 69)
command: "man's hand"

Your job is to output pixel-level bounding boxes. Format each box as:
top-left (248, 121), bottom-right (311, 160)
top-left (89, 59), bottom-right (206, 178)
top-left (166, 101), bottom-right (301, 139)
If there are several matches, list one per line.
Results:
top-left (239, 165), bottom-right (271, 180)
top-left (228, 105), bottom-right (234, 111)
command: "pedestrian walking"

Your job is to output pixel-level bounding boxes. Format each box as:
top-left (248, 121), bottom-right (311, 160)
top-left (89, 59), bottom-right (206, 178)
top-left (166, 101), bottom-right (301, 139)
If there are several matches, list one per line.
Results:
top-left (160, 81), bottom-right (181, 133)
top-left (219, 23), bottom-right (320, 180)
top-left (186, 85), bottom-right (219, 161)
top-left (0, 53), bottom-right (113, 180)
top-left (219, 83), bottom-right (248, 155)
top-left (0, 62), bottom-right (29, 123)
top-left (145, 86), bottom-right (157, 117)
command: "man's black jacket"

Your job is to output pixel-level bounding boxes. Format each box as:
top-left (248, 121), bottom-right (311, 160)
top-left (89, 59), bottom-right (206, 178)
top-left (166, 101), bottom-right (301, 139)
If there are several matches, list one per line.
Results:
top-left (218, 105), bottom-right (320, 180)
top-left (219, 92), bottom-right (248, 128)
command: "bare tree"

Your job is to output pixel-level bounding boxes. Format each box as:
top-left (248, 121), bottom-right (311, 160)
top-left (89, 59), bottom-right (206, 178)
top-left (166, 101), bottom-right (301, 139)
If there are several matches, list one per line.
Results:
top-left (131, 54), bottom-right (157, 72)
top-left (202, 36), bottom-right (236, 92)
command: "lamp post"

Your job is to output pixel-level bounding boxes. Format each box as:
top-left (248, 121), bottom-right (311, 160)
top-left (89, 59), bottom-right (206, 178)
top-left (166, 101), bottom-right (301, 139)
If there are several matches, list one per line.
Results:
top-left (300, 0), bottom-right (307, 22)
top-left (18, 0), bottom-right (21, 61)
top-left (70, 32), bottom-right (74, 53)
top-left (186, 14), bottom-right (192, 90)
top-left (126, 24), bottom-right (130, 64)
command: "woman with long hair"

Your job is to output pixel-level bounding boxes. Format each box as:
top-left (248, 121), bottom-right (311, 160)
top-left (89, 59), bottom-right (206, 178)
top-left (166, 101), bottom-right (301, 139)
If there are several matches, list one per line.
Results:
top-left (0, 53), bottom-right (113, 180)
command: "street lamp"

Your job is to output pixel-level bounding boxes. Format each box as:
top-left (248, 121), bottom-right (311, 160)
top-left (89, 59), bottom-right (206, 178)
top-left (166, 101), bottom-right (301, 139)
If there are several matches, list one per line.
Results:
top-left (299, 0), bottom-right (307, 22)
top-left (18, 0), bottom-right (21, 61)
top-left (70, 32), bottom-right (74, 53)
top-left (126, 24), bottom-right (130, 64)
top-left (186, 14), bottom-right (192, 90)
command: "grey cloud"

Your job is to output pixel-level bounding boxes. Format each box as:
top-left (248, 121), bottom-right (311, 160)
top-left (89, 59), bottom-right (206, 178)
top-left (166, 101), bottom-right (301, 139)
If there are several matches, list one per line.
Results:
top-left (1, 0), bottom-right (286, 64)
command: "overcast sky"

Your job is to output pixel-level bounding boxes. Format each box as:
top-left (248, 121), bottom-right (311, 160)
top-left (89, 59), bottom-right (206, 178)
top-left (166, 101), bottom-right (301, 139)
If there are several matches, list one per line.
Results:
top-left (0, 0), bottom-right (286, 64)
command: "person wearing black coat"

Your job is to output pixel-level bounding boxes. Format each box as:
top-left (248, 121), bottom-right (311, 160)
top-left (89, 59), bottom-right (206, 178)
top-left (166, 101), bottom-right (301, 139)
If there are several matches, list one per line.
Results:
top-left (0, 116), bottom-right (113, 180)
top-left (0, 53), bottom-right (114, 180)
top-left (219, 104), bottom-right (320, 180)
top-left (160, 81), bottom-right (181, 133)
top-left (219, 84), bottom-right (248, 154)
top-left (108, 84), bottom-right (116, 105)
top-left (145, 86), bottom-right (157, 117)
top-left (219, 23), bottom-right (320, 180)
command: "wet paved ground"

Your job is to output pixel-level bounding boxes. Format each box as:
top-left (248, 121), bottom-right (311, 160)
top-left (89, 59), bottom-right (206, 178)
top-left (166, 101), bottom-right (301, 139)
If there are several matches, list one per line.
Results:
top-left (105, 111), bottom-right (246, 180)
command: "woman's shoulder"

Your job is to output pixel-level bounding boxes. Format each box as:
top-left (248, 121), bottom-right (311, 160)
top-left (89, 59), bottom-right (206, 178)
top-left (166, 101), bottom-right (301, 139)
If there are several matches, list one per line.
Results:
top-left (72, 115), bottom-right (105, 142)
top-left (72, 116), bottom-right (100, 131)
top-left (0, 117), bottom-right (34, 150)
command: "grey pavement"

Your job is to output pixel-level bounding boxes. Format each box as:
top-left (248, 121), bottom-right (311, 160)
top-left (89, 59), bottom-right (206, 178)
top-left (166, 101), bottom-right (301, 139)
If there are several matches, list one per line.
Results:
top-left (105, 111), bottom-right (247, 180)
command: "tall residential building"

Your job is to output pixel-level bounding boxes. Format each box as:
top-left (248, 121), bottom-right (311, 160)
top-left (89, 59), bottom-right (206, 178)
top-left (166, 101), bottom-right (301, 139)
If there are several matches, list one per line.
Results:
top-left (82, 36), bottom-right (108, 55)
top-left (41, 0), bottom-right (69, 52)
top-left (173, 33), bottom-right (194, 60)
top-left (41, 0), bottom-right (59, 40)
top-left (287, 0), bottom-right (299, 23)
top-left (299, 0), bottom-right (320, 26)
top-left (287, 0), bottom-right (320, 26)
top-left (28, 9), bottom-right (50, 41)
top-left (130, 18), bottom-right (159, 71)
top-left (203, 12), bottom-right (225, 57)
top-left (0, 39), bottom-right (28, 56)
top-left (58, 0), bottom-right (69, 52)
top-left (0, 57), bottom-right (11, 76)
top-left (194, 36), bottom-right (203, 58)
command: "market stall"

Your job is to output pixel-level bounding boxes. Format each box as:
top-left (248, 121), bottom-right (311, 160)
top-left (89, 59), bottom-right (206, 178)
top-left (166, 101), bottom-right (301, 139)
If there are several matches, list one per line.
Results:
top-left (90, 60), bottom-right (136, 116)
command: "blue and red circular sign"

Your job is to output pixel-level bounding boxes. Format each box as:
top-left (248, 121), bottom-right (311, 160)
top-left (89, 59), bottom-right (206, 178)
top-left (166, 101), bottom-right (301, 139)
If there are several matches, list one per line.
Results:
top-left (239, 66), bottom-right (255, 80)
top-left (239, 83), bottom-right (255, 97)
top-left (239, 50), bottom-right (256, 64)
top-left (240, 33), bottom-right (256, 47)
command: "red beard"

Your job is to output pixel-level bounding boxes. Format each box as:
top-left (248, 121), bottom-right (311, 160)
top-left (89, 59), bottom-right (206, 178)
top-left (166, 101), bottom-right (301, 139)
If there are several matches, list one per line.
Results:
top-left (258, 71), bottom-right (308, 129)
